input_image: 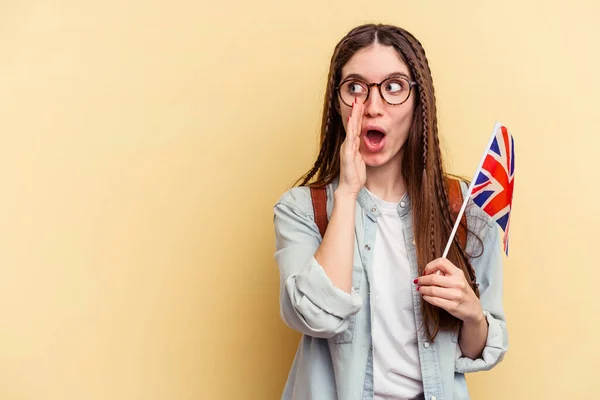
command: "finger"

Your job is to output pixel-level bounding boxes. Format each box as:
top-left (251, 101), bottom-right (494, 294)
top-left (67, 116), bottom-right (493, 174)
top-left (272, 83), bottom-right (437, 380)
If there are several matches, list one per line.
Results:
top-left (342, 107), bottom-right (354, 151)
top-left (424, 258), bottom-right (460, 276)
top-left (345, 115), bottom-right (352, 140)
top-left (421, 295), bottom-right (455, 312)
top-left (343, 113), bottom-right (354, 150)
top-left (353, 132), bottom-right (360, 152)
top-left (351, 98), bottom-right (359, 138)
top-left (414, 274), bottom-right (450, 288)
top-left (355, 100), bottom-right (364, 137)
top-left (417, 274), bottom-right (468, 292)
top-left (418, 285), bottom-right (460, 300)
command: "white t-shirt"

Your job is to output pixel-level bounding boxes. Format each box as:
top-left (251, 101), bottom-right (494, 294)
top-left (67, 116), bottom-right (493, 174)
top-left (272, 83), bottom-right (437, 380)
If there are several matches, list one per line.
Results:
top-left (366, 189), bottom-right (423, 400)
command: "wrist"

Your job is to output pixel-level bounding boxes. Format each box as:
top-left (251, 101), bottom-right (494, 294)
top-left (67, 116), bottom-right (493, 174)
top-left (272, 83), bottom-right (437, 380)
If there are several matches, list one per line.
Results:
top-left (463, 309), bottom-right (486, 326)
top-left (334, 187), bottom-right (361, 201)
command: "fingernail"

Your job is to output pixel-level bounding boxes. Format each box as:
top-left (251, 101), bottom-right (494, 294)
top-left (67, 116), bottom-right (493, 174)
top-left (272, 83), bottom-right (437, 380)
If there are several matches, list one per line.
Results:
top-left (413, 279), bottom-right (418, 284)
top-left (347, 116), bottom-right (350, 122)
top-left (416, 286), bottom-right (420, 291)
top-left (354, 96), bottom-right (357, 104)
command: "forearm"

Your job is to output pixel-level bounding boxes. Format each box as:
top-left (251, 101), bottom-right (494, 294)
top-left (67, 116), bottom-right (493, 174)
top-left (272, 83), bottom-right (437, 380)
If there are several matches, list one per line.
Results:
top-left (314, 191), bottom-right (357, 293)
top-left (459, 312), bottom-right (488, 359)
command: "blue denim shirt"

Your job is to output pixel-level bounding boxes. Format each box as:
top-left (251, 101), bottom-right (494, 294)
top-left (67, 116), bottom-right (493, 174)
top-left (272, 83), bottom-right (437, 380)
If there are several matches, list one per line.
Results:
top-left (273, 179), bottom-right (508, 400)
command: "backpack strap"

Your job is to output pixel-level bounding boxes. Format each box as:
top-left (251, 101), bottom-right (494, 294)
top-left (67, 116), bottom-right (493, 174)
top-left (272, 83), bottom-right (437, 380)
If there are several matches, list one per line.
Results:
top-left (309, 180), bottom-right (467, 250)
top-left (447, 177), bottom-right (468, 249)
top-left (310, 187), bottom-right (328, 238)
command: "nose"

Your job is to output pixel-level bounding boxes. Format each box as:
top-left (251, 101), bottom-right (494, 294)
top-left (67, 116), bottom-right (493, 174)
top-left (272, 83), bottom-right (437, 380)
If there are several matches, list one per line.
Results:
top-left (364, 85), bottom-right (384, 118)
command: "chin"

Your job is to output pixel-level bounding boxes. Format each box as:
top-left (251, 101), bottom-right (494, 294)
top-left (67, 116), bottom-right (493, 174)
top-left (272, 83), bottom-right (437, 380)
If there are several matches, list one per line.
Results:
top-left (362, 153), bottom-right (392, 168)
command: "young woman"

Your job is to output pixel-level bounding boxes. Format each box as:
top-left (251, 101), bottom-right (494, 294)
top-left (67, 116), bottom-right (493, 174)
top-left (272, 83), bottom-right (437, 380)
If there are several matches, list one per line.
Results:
top-left (273, 24), bottom-right (507, 400)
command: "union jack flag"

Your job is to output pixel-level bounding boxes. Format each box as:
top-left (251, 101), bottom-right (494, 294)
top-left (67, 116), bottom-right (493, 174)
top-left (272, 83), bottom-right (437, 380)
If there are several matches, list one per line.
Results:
top-left (471, 124), bottom-right (515, 255)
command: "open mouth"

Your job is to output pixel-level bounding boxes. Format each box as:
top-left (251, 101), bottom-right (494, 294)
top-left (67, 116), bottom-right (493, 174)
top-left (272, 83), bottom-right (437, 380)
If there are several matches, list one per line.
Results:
top-left (362, 126), bottom-right (387, 152)
top-left (366, 129), bottom-right (385, 144)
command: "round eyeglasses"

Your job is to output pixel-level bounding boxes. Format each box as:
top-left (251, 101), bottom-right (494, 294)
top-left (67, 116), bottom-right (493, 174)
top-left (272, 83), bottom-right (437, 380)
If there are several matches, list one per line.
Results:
top-left (337, 76), bottom-right (418, 107)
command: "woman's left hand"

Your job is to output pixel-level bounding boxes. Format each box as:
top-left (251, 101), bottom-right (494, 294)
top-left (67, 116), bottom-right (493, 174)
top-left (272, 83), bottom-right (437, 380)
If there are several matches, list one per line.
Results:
top-left (415, 258), bottom-right (483, 323)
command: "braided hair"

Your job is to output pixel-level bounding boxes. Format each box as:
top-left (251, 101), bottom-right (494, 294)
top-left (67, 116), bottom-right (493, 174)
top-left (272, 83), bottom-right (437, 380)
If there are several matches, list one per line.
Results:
top-left (296, 24), bottom-right (483, 341)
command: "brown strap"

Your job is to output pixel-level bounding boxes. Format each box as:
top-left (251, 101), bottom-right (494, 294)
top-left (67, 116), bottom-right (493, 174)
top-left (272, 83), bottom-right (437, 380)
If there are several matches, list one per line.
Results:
top-left (310, 181), bottom-right (467, 249)
top-left (310, 187), bottom-right (328, 238)
top-left (447, 177), bottom-right (468, 249)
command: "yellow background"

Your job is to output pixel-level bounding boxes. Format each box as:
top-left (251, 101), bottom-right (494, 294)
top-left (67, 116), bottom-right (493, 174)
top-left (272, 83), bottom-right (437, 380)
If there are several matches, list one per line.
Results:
top-left (1, 1), bottom-right (598, 399)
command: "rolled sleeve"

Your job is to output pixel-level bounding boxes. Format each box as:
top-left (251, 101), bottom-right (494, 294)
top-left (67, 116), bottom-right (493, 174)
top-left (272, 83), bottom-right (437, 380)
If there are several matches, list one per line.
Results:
top-left (455, 310), bottom-right (508, 373)
top-left (455, 207), bottom-right (509, 373)
top-left (274, 192), bottom-right (362, 338)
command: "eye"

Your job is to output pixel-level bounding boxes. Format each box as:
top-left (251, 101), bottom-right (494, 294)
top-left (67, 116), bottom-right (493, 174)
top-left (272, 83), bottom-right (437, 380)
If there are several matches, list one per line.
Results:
top-left (344, 81), bottom-right (368, 95)
top-left (384, 79), bottom-right (408, 94)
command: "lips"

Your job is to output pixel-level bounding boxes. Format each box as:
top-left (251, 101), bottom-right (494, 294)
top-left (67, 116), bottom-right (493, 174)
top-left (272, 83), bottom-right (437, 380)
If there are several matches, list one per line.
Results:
top-left (362, 125), bottom-right (386, 152)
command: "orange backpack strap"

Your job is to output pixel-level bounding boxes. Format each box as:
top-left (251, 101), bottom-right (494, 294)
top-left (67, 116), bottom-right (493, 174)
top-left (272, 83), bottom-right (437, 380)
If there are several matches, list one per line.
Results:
top-left (310, 181), bottom-right (467, 248)
top-left (447, 177), bottom-right (468, 250)
top-left (310, 187), bottom-right (329, 238)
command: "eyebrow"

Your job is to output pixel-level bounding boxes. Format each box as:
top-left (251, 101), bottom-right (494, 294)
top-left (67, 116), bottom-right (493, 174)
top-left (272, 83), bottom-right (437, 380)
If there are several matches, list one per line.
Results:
top-left (341, 72), bottom-right (411, 82)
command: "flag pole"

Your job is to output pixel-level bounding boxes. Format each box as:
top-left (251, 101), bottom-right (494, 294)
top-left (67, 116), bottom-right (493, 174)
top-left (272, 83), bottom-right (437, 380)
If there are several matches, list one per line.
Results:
top-left (441, 122), bottom-right (502, 259)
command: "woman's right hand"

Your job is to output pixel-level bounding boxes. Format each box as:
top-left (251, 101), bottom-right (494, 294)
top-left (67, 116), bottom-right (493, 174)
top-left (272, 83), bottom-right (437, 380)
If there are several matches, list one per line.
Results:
top-left (337, 99), bottom-right (366, 199)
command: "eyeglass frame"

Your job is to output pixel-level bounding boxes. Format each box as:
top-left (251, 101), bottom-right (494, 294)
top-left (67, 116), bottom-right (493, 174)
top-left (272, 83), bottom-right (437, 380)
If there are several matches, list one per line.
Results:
top-left (336, 76), bottom-right (418, 107)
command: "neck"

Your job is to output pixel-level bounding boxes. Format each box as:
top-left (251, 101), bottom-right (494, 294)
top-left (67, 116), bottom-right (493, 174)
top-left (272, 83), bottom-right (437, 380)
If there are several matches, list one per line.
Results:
top-left (364, 152), bottom-right (406, 202)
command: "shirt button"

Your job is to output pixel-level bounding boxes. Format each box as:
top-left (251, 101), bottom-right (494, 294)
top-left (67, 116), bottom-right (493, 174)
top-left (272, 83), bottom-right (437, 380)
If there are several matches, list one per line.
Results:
top-left (431, 397), bottom-right (437, 400)
top-left (400, 201), bottom-right (406, 208)
top-left (423, 342), bottom-right (430, 348)
top-left (371, 207), bottom-right (377, 212)
top-left (365, 245), bottom-right (371, 251)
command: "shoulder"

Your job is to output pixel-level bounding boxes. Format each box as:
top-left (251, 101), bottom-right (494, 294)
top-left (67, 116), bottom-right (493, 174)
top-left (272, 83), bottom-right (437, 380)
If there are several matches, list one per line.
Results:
top-left (274, 180), bottom-right (338, 219)
top-left (457, 179), bottom-right (496, 239)
top-left (275, 186), bottom-right (313, 216)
